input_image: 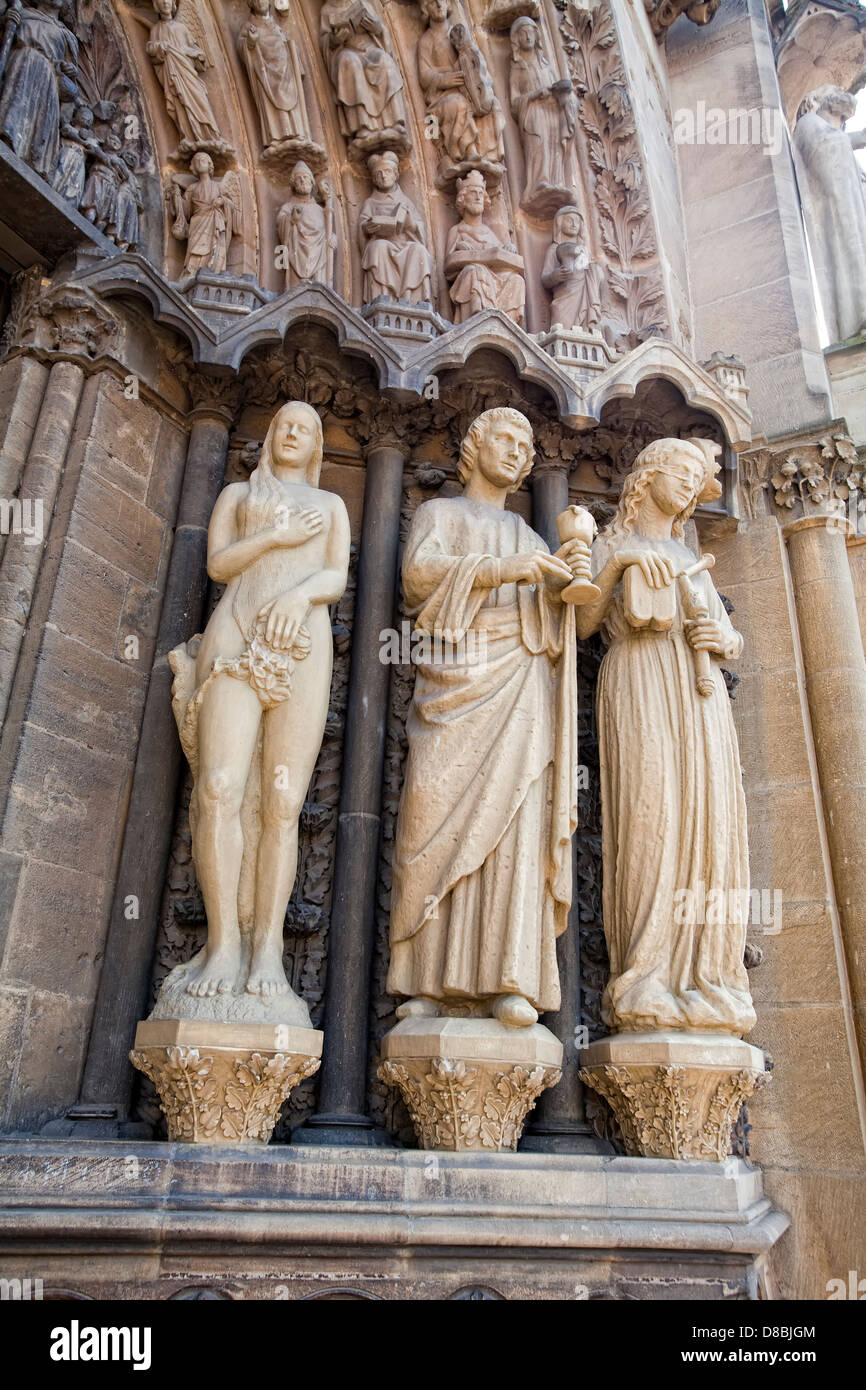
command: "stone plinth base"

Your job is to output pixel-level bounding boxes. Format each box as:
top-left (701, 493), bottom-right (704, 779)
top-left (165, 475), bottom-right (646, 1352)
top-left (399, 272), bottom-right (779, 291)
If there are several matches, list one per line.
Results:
top-left (0, 1139), bottom-right (789, 1299)
top-left (360, 296), bottom-right (447, 341)
top-left (378, 1018), bottom-right (562, 1152)
top-left (536, 325), bottom-right (615, 382)
top-left (580, 1032), bottom-right (768, 1161)
top-left (130, 1020), bottom-right (322, 1145)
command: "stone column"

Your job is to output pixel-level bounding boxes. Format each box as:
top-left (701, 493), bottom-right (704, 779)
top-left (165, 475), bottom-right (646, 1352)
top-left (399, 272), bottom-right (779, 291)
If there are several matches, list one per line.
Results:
top-left (784, 512), bottom-right (866, 1073)
top-left (63, 388), bottom-right (238, 1135)
top-left (0, 359), bottom-right (85, 725)
top-left (522, 458), bottom-right (604, 1152)
top-left (298, 428), bottom-right (406, 1144)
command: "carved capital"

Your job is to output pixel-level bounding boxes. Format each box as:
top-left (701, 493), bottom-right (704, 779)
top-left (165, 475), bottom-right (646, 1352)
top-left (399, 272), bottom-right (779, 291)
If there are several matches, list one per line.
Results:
top-left (644, 0), bottom-right (721, 42)
top-left (130, 1044), bottom-right (320, 1144)
top-left (740, 429), bottom-right (864, 529)
top-left (379, 1056), bottom-right (561, 1152)
top-left (3, 278), bottom-right (120, 362)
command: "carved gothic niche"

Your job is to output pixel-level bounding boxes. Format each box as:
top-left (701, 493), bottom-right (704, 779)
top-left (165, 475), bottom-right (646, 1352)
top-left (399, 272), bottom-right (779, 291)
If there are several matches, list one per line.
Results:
top-left (775, 0), bottom-right (866, 127)
top-left (556, 0), bottom-right (670, 352)
top-left (573, 377), bottom-right (729, 508)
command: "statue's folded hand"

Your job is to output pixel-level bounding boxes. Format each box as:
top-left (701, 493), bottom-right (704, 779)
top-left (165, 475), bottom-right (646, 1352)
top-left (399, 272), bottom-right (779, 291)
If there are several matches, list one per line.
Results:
top-left (556, 538), bottom-right (592, 580)
top-left (616, 547), bottom-right (676, 589)
top-left (684, 618), bottom-right (731, 656)
top-left (273, 507), bottom-right (324, 547)
top-left (259, 590), bottom-right (313, 650)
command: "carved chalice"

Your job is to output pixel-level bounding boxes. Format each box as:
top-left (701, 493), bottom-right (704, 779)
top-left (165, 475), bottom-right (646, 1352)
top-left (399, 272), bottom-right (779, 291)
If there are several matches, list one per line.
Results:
top-left (556, 504), bottom-right (600, 603)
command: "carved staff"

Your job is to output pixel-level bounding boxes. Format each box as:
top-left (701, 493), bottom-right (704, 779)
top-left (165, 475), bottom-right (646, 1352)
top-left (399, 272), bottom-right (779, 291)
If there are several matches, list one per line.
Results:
top-left (320, 176), bottom-right (335, 286)
top-left (0, 1), bottom-right (22, 87)
top-left (677, 553), bottom-right (716, 698)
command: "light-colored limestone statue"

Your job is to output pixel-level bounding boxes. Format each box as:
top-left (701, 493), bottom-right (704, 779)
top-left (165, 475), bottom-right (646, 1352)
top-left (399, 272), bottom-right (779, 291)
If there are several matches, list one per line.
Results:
top-left (359, 150), bottom-right (433, 304)
top-left (238, 0), bottom-right (316, 158)
top-left (444, 169), bottom-right (525, 324)
top-left (378, 408), bottom-right (594, 1149)
top-left (0, 0), bottom-right (78, 181)
top-left (320, 0), bottom-right (408, 153)
top-left (165, 401), bottom-right (350, 1010)
top-left (574, 438), bottom-right (754, 1036)
top-left (387, 408), bottom-right (582, 1026)
top-left (131, 402), bottom-right (347, 1142)
top-left (143, 0), bottom-right (228, 157)
top-left (168, 152), bottom-right (238, 276)
top-left (276, 161), bottom-right (336, 289)
top-left (576, 437), bottom-right (768, 1160)
top-left (793, 85), bottom-right (866, 344)
top-left (542, 205), bottom-right (604, 331)
top-left (508, 16), bottom-right (579, 215)
top-left (417, 0), bottom-right (504, 176)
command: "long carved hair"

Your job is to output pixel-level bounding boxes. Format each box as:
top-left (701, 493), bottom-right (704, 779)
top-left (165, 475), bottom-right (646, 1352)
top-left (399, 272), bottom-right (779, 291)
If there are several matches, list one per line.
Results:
top-left (603, 437), bottom-right (710, 540)
top-left (249, 400), bottom-right (324, 502)
top-left (458, 406), bottom-right (534, 493)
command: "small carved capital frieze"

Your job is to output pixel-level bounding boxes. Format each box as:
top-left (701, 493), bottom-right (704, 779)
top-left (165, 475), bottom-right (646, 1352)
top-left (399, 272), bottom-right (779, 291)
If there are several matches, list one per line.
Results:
top-left (739, 429), bottom-right (864, 530)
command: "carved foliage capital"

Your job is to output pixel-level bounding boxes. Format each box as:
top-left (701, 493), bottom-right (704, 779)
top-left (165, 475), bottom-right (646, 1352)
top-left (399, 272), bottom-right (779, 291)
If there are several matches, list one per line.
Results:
top-left (2, 275), bottom-right (120, 362)
top-left (739, 431), bottom-right (864, 527)
top-left (378, 1056), bottom-right (560, 1152)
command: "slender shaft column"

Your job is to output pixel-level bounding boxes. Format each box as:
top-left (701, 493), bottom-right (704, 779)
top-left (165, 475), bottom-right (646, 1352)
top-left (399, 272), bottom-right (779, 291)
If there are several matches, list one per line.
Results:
top-left (300, 438), bottom-right (405, 1143)
top-left (523, 462), bottom-right (607, 1152)
top-left (65, 402), bottom-right (234, 1132)
top-left (784, 515), bottom-right (866, 1077)
top-left (0, 359), bottom-right (85, 725)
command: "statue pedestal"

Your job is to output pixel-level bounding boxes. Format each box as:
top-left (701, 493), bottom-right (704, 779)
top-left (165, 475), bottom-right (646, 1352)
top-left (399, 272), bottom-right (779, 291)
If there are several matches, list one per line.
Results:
top-left (580, 1032), bottom-right (768, 1161)
top-left (360, 296), bottom-right (447, 342)
top-left (378, 1017), bottom-right (562, 1152)
top-left (130, 1020), bottom-right (322, 1145)
top-left (535, 325), bottom-right (615, 384)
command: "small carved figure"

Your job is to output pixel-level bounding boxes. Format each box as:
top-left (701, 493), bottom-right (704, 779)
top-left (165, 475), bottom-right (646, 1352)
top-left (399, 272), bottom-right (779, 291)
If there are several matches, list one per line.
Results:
top-left (144, 0), bottom-right (226, 155)
top-left (53, 104), bottom-right (96, 208)
top-left (508, 16), bottom-right (579, 215)
top-left (168, 151), bottom-right (237, 276)
top-left (113, 148), bottom-right (142, 251)
top-left (541, 205), bottom-right (604, 331)
top-left (444, 168), bottom-right (524, 324)
top-left (80, 129), bottom-right (122, 234)
top-left (359, 149), bottom-right (433, 304)
top-left (320, 0), bottom-right (407, 152)
top-left (238, 0), bottom-right (312, 153)
top-left (276, 160), bottom-right (335, 289)
top-left (417, 0), bottom-right (503, 172)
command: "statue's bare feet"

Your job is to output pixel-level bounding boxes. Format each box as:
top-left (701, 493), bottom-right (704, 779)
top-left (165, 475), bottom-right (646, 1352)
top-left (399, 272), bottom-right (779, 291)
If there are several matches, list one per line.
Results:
top-left (492, 994), bottom-right (538, 1028)
top-left (185, 950), bottom-right (236, 997)
top-left (246, 947), bottom-right (290, 997)
top-left (395, 996), bottom-right (440, 1020)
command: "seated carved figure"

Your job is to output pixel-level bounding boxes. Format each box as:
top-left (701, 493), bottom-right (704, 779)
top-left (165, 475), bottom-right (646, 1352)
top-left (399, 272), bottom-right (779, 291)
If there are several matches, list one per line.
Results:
top-left (417, 0), bottom-right (503, 172)
top-left (444, 170), bottom-right (524, 324)
top-left (359, 151), bottom-right (433, 304)
top-left (320, 0), bottom-right (407, 149)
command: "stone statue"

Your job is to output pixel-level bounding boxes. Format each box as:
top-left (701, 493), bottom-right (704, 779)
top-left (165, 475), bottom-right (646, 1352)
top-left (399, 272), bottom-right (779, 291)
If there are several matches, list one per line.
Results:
top-left (387, 407), bottom-right (586, 1028)
top-left (541, 205), bottom-right (604, 331)
top-left (359, 150), bottom-right (433, 304)
top-left (444, 169), bottom-right (525, 324)
top-left (276, 161), bottom-right (335, 289)
top-left (168, 152), bottom-right (238, 276)
top-left (53, 104), bottom-right (97, 209)
top-left (508, 16), bottom-right (579, 216)
top-left (320, 0), bottom-right (407, 152)
top-left (238, 0), bottom-right (312, 154)
top-left (164, 401), bottom-right (350, 1013)
top-left (114, 149), bottom-right (142, 252)
top-left (574, 437), bottom-right (756, 1036)
top-left (144, 0), bottom-right (226, 156)
top-left (0, 0), bottom-right (78, 181)
top-left (793, 85), bottom-right (866, 344)
top-left (80, 130), bottom-right (122, 235)
top-left (417, 0), bottom-right (504, 174)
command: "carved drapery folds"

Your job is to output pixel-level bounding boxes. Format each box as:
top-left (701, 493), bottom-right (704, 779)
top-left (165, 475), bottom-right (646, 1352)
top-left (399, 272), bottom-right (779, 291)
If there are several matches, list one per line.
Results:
top-left (320, 0), bottom-right (409, 158)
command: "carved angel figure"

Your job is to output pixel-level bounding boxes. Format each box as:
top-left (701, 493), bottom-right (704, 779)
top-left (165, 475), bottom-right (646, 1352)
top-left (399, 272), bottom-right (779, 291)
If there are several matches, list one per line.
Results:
top-left (168, 151), bottom-right (238, 276)
top-left (144, 0), bottom-right (224, 153)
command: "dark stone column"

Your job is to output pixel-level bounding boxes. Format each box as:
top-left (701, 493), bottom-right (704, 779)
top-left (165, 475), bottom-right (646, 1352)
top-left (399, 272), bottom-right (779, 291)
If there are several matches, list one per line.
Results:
top-left (522, 460), bottom-right (609, 1153)
top-left (296, 434), bottom-right (405, 1145)
top-left (56, 395), bottom-right (237, 1136)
